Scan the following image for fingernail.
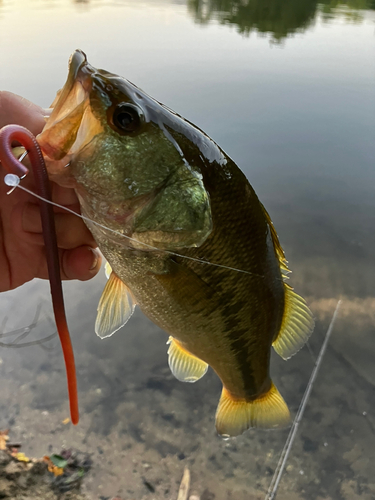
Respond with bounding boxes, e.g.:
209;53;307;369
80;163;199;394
43;107;53;117
89;247;101;270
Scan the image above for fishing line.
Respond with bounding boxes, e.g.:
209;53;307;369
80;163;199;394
4;172;275;280
265;300;342;500
305;341;316;363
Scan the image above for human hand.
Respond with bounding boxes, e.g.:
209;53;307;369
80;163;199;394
0;91;102;292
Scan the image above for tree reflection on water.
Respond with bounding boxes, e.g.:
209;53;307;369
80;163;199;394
188;0;375;41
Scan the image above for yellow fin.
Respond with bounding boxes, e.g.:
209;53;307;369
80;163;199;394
215;383;290;437
104;261;112;279
95;271;136;339
167;337;208;383
273;283;315;360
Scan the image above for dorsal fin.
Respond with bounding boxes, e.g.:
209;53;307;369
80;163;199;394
273;283;315;360
260;206;314;358
261;203;290;275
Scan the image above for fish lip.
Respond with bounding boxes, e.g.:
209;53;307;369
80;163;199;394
69;50;87;80
38;50;95;163
70;50;95;94
48;50;92;120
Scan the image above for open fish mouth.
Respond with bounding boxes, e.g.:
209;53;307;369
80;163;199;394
38;50;101;168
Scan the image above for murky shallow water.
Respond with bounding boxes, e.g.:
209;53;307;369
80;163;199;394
0;1;375;499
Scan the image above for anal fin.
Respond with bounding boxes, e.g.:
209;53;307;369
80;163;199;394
167;337;208;383
95;270;136;339
215;383;290;437
272;283;314;360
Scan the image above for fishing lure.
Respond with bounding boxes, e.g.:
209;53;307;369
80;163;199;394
0;124;79;425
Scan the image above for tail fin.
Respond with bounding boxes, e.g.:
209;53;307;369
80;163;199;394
215;383;290;437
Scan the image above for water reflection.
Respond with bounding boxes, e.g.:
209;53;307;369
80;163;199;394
188;0;375;40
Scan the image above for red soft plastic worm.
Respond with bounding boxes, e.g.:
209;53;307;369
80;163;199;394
0;124;79;425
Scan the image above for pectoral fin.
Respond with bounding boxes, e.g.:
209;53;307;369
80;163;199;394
167;337;208;383
104;261;112;279
272;283;314;360
215;383;290;437
95;271;136;339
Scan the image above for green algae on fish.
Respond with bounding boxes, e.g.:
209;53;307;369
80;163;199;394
38;50;314;437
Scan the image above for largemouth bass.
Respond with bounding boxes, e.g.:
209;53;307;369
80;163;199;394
38;50;314;437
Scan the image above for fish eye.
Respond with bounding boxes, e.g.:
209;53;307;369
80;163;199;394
111;103;144;134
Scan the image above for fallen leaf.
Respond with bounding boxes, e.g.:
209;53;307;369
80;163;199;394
0;430;9;451
50;454;68;469
50;465;64;476
44;456;65;476
177;468;190;500
14;452;30;462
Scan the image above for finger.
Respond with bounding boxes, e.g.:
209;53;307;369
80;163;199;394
62;246;102;281
51;182;81;208
36;246;102;281
55;212;96;248
0;92;46;135
21;202;96;249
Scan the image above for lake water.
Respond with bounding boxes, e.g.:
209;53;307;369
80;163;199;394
0;1;374;499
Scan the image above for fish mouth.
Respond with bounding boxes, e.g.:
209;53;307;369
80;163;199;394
38;50;102;172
